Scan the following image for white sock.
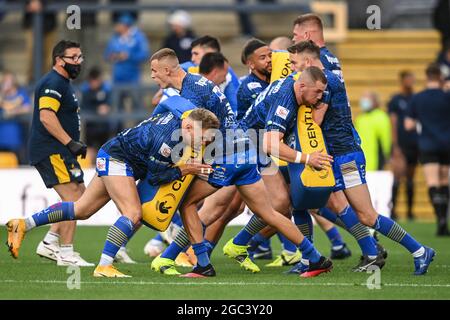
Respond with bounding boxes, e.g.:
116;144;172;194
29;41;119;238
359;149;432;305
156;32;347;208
60;244;74;257
282;249;297;256
99;254;114;266
43;231;60;245
24;217;36;231
332;245;344;251
412;246;425;258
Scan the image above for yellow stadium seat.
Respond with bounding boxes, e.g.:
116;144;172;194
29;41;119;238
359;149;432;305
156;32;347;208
0;152;19;168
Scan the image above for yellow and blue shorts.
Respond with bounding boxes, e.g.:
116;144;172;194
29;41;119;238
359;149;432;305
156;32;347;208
34;153;84;188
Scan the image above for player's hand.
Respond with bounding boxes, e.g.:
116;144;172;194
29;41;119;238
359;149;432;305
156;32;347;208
179;163;214;179
118;52;128;61
66;139;87;159
307;150;333;171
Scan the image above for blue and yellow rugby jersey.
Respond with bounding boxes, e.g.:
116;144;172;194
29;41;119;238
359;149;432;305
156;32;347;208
180;73;236;132
320;46;344;83
321;70;361;156
179;61;240;113
102;112;182;182
264;76;298;137
240;78;286;131
320;46;361;146
236;72;269;121
29;70;80;165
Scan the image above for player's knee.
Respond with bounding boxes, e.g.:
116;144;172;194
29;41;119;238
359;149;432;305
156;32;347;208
60;183;85;202
272;195;291;216
356;212;377;227
124;210;142;225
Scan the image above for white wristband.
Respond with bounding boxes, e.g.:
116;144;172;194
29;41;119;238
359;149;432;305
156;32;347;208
295;151;302;163
305;154;310;165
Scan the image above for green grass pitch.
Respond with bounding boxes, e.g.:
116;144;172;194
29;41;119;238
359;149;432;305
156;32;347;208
1;222;449;299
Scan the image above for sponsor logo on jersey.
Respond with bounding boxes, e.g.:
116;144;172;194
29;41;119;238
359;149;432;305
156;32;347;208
275;105;289;119
159;143;172;158
156;112;174;125
213;86;227;102
44;89;62;98
247;82;262;90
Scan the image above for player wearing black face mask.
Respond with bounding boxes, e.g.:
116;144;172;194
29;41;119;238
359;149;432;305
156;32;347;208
28;40;93;267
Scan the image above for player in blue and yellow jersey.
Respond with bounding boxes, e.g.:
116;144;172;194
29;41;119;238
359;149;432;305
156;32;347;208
155;35;241;113
236;38;271;120
27;40;93;267
6;108;219;277
284;39;435;275
149;49;333;278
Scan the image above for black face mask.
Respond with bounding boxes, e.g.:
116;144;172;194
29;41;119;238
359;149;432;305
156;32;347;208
63;62;81;79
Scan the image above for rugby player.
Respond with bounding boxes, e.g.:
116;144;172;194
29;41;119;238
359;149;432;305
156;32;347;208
153;35;240;113
272;41;435;275
6;108;219;277
149;48;333;278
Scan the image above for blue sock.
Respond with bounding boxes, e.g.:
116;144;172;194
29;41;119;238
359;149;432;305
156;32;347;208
153;233;164;243
172;212;183;227
253;233;268;244
298;238;321;263
161;228;190;260
101;216;134;264
337;206;378;257
233;215;266;246
319;207;337;223
250;233;271;251
277;233;297;253
293;209;313;242
326;227;344;248
203;239;216;256
192;242;210;267
28;202;75;228
373;215;422;254
260;238;271;250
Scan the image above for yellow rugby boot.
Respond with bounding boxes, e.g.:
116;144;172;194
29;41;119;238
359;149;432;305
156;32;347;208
266;249;302;267
223;238;260;273
151;254;181;275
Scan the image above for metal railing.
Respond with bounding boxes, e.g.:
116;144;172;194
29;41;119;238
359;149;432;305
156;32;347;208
1;1;312;83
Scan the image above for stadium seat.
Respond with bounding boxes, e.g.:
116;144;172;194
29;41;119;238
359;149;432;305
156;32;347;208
0;152;19;168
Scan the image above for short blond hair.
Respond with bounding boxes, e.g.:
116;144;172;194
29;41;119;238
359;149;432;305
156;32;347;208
293;13;323;30
188;108;220;130
150;48;179;63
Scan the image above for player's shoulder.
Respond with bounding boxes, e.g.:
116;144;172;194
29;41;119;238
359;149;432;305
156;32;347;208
241;73;265;92
324;70;343;89
320;47;341;67
181;61;197;73
277;76;295;94
36;71;68;99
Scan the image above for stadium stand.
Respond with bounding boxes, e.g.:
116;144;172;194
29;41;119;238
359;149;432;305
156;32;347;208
337;29;441;220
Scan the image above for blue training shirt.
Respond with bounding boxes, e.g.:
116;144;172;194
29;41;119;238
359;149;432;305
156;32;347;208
180;73;237;132
179;61;240;114
103;112;183;182
264;77;298;138
321;69;362;156
236;72;269;121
